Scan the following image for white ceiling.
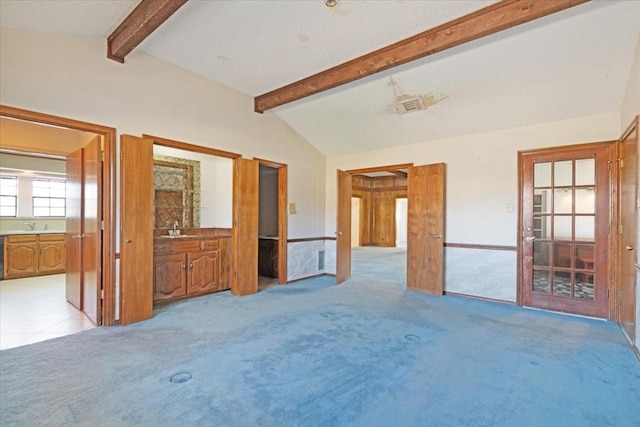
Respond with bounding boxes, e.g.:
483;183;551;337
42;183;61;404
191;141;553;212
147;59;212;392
1;0;639;156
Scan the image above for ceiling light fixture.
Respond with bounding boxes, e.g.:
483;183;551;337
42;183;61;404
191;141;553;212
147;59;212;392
325;0;338;8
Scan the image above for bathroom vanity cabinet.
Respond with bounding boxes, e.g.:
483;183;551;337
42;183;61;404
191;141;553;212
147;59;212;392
153;235;231;302
3;233;66;279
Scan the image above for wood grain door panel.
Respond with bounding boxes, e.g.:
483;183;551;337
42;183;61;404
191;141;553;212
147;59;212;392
407;163;445;294
120;135;154;325
336;170;352;284
65;147;83;310
232;158;259;296
619;118;638;341
82;135;102;325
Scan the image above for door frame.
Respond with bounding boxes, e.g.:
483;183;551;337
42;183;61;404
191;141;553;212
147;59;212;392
0;104;117;325
516;140;617;320
254;157;288;285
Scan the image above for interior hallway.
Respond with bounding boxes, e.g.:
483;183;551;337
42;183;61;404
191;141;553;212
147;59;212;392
0;274;95;350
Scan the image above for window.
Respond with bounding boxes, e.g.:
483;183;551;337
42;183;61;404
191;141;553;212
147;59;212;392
0;176;18;217
32;178;66;217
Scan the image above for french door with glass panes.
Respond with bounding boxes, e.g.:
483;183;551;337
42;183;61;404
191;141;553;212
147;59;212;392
520;143;612;318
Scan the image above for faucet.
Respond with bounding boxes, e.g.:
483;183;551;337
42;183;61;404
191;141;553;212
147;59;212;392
25;222;36;231
173;221;179;232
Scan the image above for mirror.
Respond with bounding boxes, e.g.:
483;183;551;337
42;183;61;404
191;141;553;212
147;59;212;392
152;145;233;230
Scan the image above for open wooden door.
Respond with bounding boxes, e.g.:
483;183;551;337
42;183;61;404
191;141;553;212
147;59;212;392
65;148;83;310
120;135;154;325
82;136;102;325
336;170;352;284
619;117;638;342
407;163;445;294
232;158;259;296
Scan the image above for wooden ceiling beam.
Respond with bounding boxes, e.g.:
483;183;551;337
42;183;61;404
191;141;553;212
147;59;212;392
107;0;188;63
254;0;590;113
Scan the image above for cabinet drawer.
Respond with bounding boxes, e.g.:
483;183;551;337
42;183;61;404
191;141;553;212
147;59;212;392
200;240;218;250
39;233;65;242
174;240;201;253
6;234;37;243
153;241;174;253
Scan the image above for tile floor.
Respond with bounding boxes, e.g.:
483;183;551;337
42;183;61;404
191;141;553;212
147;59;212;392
0;273;95;350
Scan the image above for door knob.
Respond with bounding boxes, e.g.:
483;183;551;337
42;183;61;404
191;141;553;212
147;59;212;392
525;236;535;242
125;239;132;243
432;234;442;239
626;245;634;251
336;231;343;236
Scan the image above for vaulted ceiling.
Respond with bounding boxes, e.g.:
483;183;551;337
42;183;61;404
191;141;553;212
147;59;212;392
1;0;639;156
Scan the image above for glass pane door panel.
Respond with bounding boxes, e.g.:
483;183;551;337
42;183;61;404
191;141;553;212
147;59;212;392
552;271;572;297
534;215;551;239
534;162;552;187
554;189;572;213
533;269;551;294
533;241;550;266
534;189;551;214
576;274;594;300
554;161;573;186
554;216;572;240
575;244;594;270
575;188;595;214
575;216;594;241
575;158;595;186
553;242;572;268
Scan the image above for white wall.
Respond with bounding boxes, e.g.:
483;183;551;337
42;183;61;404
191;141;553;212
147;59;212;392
0;29;325;239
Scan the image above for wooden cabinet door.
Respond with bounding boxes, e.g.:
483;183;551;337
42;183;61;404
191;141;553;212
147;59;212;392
153;254;186;301
187;251;218;295
232;158;259;296
38;241;65;273
120;135;154;325
407;163;445;294
5;241;38;278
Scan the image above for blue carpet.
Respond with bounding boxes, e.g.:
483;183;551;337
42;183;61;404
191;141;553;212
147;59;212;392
1;248;639;426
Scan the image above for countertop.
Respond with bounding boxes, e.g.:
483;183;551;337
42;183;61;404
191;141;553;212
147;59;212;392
1;230;66;236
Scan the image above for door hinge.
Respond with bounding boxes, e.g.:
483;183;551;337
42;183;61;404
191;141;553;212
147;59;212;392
101;290;104;299
101;220;105;230
619;158;624;168
100;151;105;162
234;271;238;278
120;222;124;231
607;160;612;171
234;220;238;227
619;225;623;234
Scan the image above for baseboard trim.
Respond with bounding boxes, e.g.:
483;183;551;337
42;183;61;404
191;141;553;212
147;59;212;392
444;291;515;305
287;273;334;284
444;243;517;251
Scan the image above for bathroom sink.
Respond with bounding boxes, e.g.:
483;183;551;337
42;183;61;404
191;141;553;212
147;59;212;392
157;234;191;239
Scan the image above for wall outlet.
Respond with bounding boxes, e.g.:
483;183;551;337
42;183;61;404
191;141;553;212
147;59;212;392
507;203;514;212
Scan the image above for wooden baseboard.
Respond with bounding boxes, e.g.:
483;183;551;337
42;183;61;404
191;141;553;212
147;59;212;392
286;273;334;284
443;291;515;305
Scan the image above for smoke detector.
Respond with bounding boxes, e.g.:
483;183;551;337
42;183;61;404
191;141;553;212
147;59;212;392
387;77;448;115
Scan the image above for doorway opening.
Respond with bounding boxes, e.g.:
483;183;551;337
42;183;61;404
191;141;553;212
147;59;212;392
336;163;445;295
0;109;114;347
256;158;288;291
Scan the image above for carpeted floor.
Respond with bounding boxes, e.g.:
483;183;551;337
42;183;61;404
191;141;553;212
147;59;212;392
1;247;638;426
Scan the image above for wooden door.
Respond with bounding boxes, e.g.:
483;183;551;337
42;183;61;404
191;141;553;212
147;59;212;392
232;158;259;296
120;135;154;325
520;144;611;318
336;170;352;284
407;163;445;294
65;147;83;310
82;136;102;325
619;118;638;341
